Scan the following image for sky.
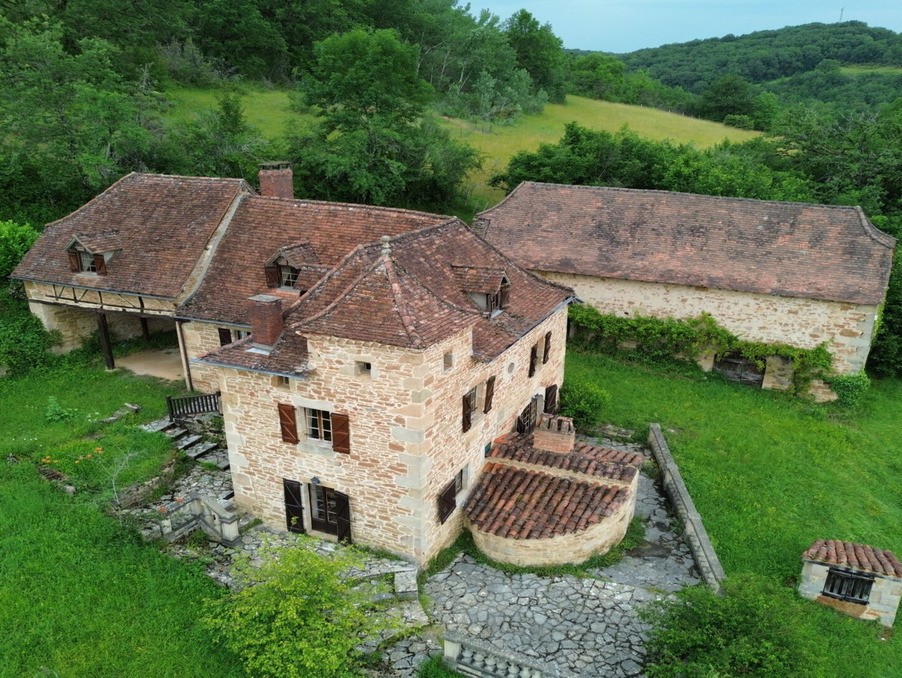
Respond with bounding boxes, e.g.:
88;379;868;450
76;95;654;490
463;1;902;53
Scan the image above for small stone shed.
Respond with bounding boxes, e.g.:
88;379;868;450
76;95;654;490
799;539;902;627
464;415;641;566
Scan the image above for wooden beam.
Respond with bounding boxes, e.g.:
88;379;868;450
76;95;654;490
96;312;115;370
140;317;151;341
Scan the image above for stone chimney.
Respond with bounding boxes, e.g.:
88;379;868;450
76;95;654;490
249;294;283;347
532;415;575;454
258;161;294;199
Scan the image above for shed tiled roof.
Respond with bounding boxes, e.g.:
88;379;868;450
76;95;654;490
465;463;629;539
178;196;451;324
803;539;902;578
489;435;639;484
477;182;896;306
199;220;573;373
12;173;251;299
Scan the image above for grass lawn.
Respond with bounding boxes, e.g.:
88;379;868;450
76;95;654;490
566;351;901;676
0;352;242;676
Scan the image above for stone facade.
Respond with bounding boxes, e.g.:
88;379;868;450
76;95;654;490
180;320;248;393
216;308;568;564
470;493;634;567
543;271;878;377
799;561;902;627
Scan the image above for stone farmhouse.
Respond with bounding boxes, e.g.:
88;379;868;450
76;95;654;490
14;167;598;564
476;182;896;391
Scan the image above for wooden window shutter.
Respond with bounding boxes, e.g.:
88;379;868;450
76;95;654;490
462;394;472;433
277;403;298;443
437;478;457;524
499;281;510;309
528;344;538;377
264;264;280;288
483;376;496;414
67;251;80;272
544;384;558;414
543;332;552;364
217;328;232;346
331;413;350;454
93;253;107;275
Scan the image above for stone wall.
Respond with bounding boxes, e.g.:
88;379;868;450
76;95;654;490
799;562;902;627
217;307;569;564
181;320;248;393
470;491;634;567
541;271;878;375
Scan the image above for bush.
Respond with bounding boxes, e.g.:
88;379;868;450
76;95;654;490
826;371;870;407
559;378;611;432
0;220;38;280
0;291;59;377
203;536;392;678
643;575;822;678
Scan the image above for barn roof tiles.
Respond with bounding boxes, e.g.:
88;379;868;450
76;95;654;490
803;539;902;578
476;182;896;306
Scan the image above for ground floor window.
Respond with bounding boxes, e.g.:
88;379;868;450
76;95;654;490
823;568;874;604
308;484;352;542
713;352;765;387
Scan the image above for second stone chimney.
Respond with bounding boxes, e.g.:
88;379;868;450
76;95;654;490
533;415;576;454
249;294;283;348
258;161;294;199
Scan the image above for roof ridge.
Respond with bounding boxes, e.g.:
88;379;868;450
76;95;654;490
381;253;425;348
853;205;896;249
248;193;453;221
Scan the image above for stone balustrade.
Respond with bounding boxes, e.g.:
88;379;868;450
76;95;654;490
443;631;566;677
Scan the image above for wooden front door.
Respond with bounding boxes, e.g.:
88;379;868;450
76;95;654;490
283;478;305;533
310;485;352;542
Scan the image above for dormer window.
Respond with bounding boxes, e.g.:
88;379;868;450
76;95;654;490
453;266;510;317
67;244;106;275
265;256;300;290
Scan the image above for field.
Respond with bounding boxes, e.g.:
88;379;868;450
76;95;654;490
840;65;902;76
0;351;241;677
567;351;901;677
164;88;758;208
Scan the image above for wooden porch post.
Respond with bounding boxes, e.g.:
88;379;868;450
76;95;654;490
140;317;151;341
96;312;115;370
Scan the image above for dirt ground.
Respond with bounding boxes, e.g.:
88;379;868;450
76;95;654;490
116;348;184;383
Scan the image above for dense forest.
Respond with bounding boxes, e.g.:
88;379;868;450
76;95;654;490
1;2;902;375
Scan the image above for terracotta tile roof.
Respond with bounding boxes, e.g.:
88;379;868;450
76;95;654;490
200;220;573;373
464;463;629;539
477;182;896;306
452;265;507;293
12;173;251;299
571;440;645;466
200;331;312;377
178;196;451;324
803;539;902;578
490;434;639;484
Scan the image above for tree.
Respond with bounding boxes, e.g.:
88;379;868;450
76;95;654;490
290;28;476;207
503;9;566;102
203;537;391;678
695;74;756;123
304;28;433;132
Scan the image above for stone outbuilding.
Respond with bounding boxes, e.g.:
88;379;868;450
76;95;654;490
799;539;902;627
465;415;642;566
476;182;896;392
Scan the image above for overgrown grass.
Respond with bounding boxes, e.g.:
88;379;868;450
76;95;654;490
0;461;241;677
418;655;464;677
567;350;901;676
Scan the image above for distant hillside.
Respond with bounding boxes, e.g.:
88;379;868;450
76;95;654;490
621;21;902;92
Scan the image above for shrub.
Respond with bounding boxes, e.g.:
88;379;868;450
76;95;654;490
643;575;822;678
0;220;38;279
559;378;611;432
826;371;871;407
0;291;59;377
204;536;392;678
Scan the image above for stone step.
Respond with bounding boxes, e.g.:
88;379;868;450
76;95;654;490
203;449;230;470
185;441;218;460
175;434;203;451
140;418;173;433
163;427;188;441
394;569;419;600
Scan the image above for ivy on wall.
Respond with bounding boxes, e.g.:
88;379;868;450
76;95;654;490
567;305;833;393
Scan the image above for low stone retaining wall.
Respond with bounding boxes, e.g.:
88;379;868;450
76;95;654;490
469;491;634;567
443;630;565;677
648;423;725;591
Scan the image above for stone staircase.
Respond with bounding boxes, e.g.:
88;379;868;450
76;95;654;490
141;417;230;471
